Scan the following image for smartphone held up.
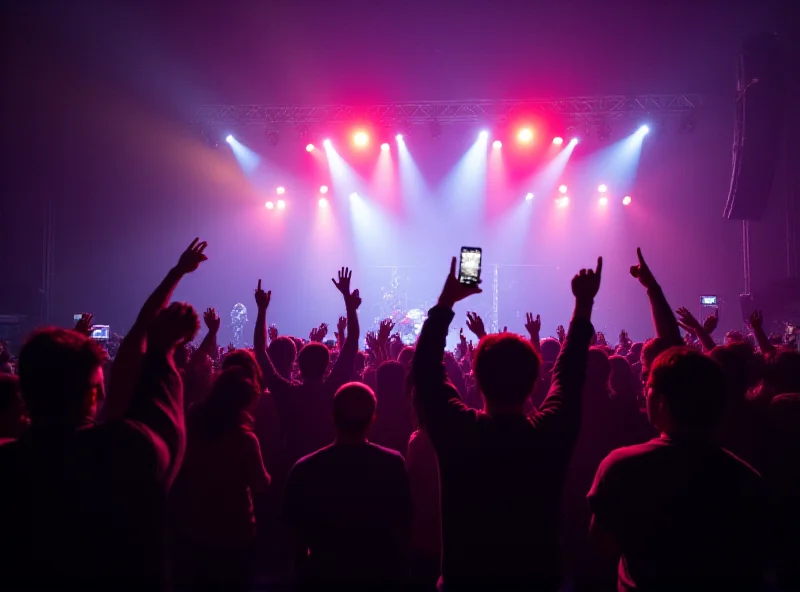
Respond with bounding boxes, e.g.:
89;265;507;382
459;247;482;285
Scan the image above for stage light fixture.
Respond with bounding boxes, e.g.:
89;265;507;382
569;138;579;145
265;201;274;210
318;198;328;208
381;142;390;152
478;130;489;141
276;200;286;210
622;195;632;205
323;138;332;148
395;134;404;141
306;143;315;152
552;136;564;145
225;134;234;143
320;185;329;194
353;131;370;147
525;193;534;201
517;128;534;143
349;192;359;199
558;184;568;194
492;140;502;149
557;196;570;208
599;196;609;206
598;184;608;193
276;186;285;195
638;125;650;135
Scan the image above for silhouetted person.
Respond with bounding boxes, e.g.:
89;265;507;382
283;382;412;591
413;256;602;591
169;367;270;592
371;360;414;455
588;347;769;592
0;374;27;442
0;303;199;591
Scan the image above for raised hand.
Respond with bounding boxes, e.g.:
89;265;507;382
438;256;482;309
556;325;566;344
619;329;631;346
337;315;347;335
254;279;272;311
332;267;353;297
596;331;608;346
268;324;279;341
629;248;657;289
571;257;603;301
203;308;221;333
345;288;362;311
748;309;763;330
675;307;702;333
74;313;94;336
466;311;487;339
148;302;200;353
378;319;395;344
176;238;208;275
702;310;719;335
525;313;541;337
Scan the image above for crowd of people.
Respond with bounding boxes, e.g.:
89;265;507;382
0;238;798;592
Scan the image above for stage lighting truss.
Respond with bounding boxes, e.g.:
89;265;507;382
192;94;703;129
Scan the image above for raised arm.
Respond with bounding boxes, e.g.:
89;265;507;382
124;302;200;487
630;248;682;346
326;267;362;391
413;257;482;438
105;239;208;421
525;312;542;355
190;308;220;364
748;310;777;355
252;280;292;393
534;258;602;433
675;307;716;352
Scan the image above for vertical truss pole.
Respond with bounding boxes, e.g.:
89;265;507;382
491;265;499;333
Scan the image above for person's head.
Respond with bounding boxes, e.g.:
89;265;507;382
0;374;27;438
609;355;637;399
268;337;297;378
763;349;800;396
195;367;261;437
646;347;727;437
397;346;415;370
297;342;329;381
474;333;540;412
627;341;644;366
540;338;561;364
725;330;746;345
333;382;376;439
708;346;748;404
586;347;612;393
640;337;673;384
18;328;108;427
222;349;262;388
376;360;406;400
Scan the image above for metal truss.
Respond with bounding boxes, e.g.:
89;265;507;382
192;94;703;128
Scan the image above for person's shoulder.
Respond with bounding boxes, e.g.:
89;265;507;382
597;438;665;473
719;447;764;482
293;443;335;468
367;442;406;464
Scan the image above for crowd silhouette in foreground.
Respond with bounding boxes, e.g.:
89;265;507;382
0;238;799;592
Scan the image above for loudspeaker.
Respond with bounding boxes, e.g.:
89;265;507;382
724;33;785;221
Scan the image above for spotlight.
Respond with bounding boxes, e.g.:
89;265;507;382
525;192;535;201
622;195;632;205
395;134;404;141
276;200;286;210
569;138;579;145
558;184;568;194
492;140;502;149
349;192;359;199
381;142;390;152
599;196;609;206
557;196;570;208
517;128;533;143
318;198;328;208
276;186;285;195
478;130;489;140
323;138;332;148
598;184;608;193
306;143;315;152
353;131;369;147
265;201;274;210
638;125;650;135
552;136;564;145
320;185;329;194
225;134;234;143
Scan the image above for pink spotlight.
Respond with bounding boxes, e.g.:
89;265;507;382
552;136;564;145
558;184;568;194
306;143;315;152
318;197;328;208
380;142;390;152
599;196;609;206
598;184;608;193
557;196;570;208
276;186;285;195
517;128;533;143
319;185;329;194
265;201;274;210
276;200;286;210
353;131;369;147
492;140;502;149
622;195;632;206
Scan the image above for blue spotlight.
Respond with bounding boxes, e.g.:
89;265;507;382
225;134;234;143
569;138;579;145
638;125;650;135
395;134;404;142
479;130;489;140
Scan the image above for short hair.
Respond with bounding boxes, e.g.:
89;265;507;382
222;349;262;386
18;328;107;423
540;338;561;364
333;382;376;435
298;342;330;380
268;337;297;372
376;360;406;397
649;347;727;432
397;346;415;368
474;333;541;405
587;347;612;386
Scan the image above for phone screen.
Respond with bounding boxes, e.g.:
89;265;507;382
459;247;482;285
700;295;717;306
